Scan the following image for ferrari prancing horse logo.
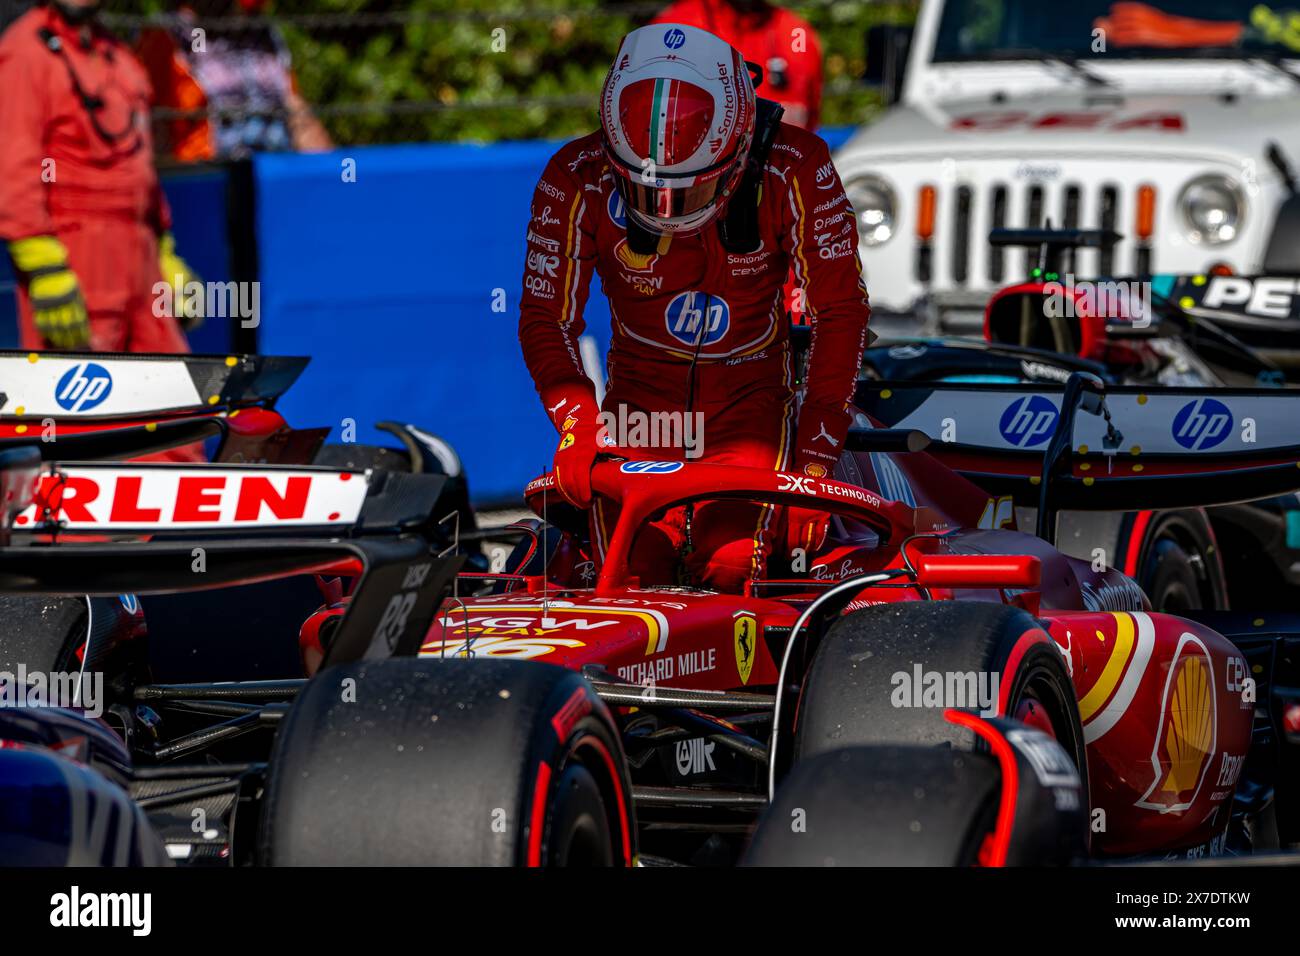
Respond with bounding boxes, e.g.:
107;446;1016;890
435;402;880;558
734;611;757;685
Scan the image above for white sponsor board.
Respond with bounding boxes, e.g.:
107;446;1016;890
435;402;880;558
15;466;368;530
0;356;205;418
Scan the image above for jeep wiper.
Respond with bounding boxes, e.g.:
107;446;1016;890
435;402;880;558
1039;53;1114;88
1171;44;1300;82
972;48;1115;88
1253;52;1300;85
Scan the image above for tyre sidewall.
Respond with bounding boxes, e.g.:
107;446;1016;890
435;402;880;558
792;603;1086;788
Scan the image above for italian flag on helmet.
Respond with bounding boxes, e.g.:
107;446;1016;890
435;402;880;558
600;24;756;235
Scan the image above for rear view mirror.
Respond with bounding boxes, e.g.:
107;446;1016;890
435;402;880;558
913;554;1042;590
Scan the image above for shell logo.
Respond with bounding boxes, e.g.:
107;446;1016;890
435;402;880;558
1136;635;1217;813
615;238;657;273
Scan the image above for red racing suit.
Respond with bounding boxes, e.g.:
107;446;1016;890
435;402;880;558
519;124;870;591
0;6;189;353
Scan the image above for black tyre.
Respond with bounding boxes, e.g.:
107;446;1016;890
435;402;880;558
0;596;88;674
0;595;148;688
746;746;1002;866
791;602;1087;790
259;658;634;866
749;721;1087;866
1134;510;1227;612
545;763;615;866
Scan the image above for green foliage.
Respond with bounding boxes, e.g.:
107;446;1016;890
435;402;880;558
282;0;633;143
106;1;919;144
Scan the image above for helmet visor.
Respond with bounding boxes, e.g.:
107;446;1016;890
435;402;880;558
619;176;726;223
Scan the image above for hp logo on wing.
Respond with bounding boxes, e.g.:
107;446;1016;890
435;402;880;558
1172;398;1232;450
999;395;1059;448
663;28;687;49
55;362;113;412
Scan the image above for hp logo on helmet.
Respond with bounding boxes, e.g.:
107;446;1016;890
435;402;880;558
663;28;687;49
1172;398;1232;450
620;461;684;474
665;292;730;347
999;395;1059;448
55;362;113;412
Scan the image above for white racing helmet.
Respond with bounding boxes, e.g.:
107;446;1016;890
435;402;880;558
600;24;757;235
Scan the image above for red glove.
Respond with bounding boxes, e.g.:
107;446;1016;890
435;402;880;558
542;381;606;509
792;402;850;480
784;402;850;560
785;507;830;558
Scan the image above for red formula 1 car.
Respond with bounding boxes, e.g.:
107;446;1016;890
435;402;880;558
3;354;1299;867
379;372;1299;866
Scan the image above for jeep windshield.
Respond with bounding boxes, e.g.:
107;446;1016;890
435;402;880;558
934;0;1300;61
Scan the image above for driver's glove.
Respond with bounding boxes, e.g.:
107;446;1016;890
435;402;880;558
784;402;850;564
793;402;849;479
785;507;830;566
542;381;608;509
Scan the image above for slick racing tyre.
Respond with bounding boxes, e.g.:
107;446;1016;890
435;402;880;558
1134;510;1227;613
745;745;1002;866
0;597;90;673
0;595;147;680
748;729;1087;866
259;658;635;866
791;602;1087;789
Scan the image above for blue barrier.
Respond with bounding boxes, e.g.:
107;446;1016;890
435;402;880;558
254;140;613;503
0;256;14;350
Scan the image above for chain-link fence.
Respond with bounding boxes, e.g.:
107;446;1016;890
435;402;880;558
82;0;917;155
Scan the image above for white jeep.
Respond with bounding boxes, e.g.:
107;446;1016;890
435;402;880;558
834;0;1300;333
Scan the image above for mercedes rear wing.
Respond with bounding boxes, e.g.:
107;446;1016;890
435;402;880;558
855;375;1300;536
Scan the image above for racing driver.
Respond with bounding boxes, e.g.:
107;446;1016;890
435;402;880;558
519;23;870;592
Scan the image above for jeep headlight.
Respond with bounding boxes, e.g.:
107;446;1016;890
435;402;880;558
1178;175;1244;245
845;174;896;247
